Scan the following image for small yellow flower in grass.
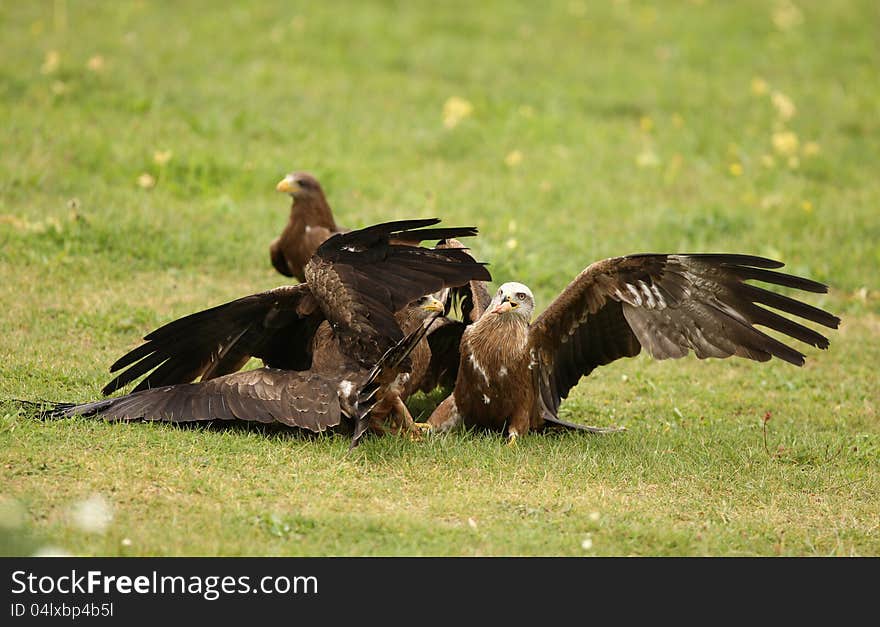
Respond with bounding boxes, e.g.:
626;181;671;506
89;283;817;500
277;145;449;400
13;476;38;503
801;200;813;213
771;91;796;120
639;116;653;132
137;173;156;189
787;156;800;169
772;0;804;32
589;511;601;522
751;77;769;96
41;50;60;74
153;149;173;165
504;149;523;167
636;148;659;168
772;130;799;156
802;141;820;157
760;154;776;168
442;96;473;129
729;163;743;177
86;54;105;72
505;238;518;250
121;538;133;547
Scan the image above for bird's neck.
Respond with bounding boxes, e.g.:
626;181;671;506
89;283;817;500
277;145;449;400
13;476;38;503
291;197;337;230
469;313;530;359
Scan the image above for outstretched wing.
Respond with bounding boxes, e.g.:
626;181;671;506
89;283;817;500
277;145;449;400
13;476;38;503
103;284;324;394
306;219;491;366
104;219;490;394
53;368;344;433
528;254;841;418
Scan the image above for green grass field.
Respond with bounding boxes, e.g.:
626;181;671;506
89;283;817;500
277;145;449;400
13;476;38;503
1;0;878;556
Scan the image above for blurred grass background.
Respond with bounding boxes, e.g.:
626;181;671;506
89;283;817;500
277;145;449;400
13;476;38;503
1;0;877;556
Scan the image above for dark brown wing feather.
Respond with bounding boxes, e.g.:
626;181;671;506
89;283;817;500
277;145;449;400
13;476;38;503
418;318;467;393
528;253;841;418
51;368;344;432
103;284;324;394
306;219;491;367
270;236;295;277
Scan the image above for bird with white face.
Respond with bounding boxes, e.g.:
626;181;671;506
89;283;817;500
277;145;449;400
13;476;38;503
487;282;535;318
421;253;840;445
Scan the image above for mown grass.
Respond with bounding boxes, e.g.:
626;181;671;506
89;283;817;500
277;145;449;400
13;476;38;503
1;0;878;556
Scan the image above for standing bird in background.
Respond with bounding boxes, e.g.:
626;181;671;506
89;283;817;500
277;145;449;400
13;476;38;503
423;253;840;444
41;220;491;447
272;172;347;281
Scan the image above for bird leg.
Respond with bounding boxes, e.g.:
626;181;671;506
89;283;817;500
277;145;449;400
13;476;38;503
392;396;417;432
506;411;530;447
416;394;462;434
366;395;394;435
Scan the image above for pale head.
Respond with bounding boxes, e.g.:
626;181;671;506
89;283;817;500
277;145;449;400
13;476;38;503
488;282;534;320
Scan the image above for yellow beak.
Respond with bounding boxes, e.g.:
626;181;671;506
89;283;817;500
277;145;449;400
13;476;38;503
276;175;300;194
421;296;445;313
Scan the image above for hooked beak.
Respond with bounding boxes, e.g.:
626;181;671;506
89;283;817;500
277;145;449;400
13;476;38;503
490;298;515;315
421;296;445;313
276;174;300;194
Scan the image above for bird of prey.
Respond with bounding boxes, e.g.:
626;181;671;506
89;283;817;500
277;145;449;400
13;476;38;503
43;219;491;447
422;253;841;443
271;172;346;281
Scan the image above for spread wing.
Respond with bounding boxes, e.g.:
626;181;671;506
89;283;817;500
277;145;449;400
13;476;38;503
103;284;324;394
104;219;491;394
528;254;841;418
305;219;491;366
52;368;345;433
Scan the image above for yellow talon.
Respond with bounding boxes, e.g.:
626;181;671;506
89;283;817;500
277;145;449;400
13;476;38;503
506;431;518;447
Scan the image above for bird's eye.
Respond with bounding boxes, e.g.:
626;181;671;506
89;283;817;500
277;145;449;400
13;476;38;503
516;292;527;300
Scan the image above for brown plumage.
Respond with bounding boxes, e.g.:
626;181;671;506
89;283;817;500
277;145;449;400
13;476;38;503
424;253;841;443
271;172;346;281
417;238;494;395
42;219;491;447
